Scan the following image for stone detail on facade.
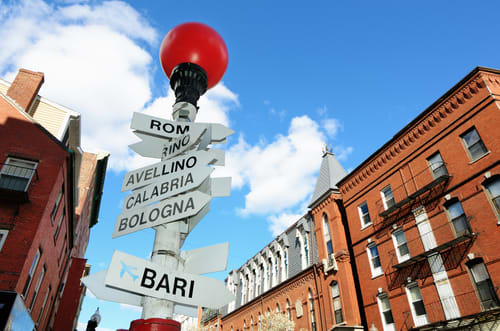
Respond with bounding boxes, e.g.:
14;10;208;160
341;71;489;194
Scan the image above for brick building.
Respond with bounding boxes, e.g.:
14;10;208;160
337;67;500;331
0;69;108;330
200;152;364;331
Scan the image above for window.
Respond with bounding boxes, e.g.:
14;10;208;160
286;299;291;320
331;281;343;323
0;157;38;191
283;249;288;280
377;294;395;331
29;265;46;311
427;152;448;179
54;210;65;241
322;214;333;255
392;229;410;263
22;248;41;298
367;243;383;277
50;186;64;224
445;200;470;237
308;290;316;331
461;128;488;161
484;177;500;216
0;229;8;252
358;201;372;227
469;261;499;310
381;185;396;210
36;285;51;327
406;285;428;326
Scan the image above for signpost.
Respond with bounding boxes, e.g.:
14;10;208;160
82;22;232;331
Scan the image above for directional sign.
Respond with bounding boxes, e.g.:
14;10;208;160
181;242;229;275
121;150;222;192
122;166;213;213
131;112;234;142
129;126;206;159
105;251;235;309
113;191;211;238
198;177;232;197
81;271;198;317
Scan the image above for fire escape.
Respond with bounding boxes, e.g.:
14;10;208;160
373;163;500;329
0;162;38;203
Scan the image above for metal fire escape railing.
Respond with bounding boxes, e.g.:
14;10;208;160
385;219;476;291
0;163;39;202
374;163;451;233
401;288;500;331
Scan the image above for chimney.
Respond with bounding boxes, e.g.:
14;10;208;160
7;69;44;112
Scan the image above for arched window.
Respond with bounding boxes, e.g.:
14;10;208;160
286;299;291;320
283;248;288;280
331;281;343;323
276;303;280;313
323;213;333;255
309;289;316;331
250;316;254;331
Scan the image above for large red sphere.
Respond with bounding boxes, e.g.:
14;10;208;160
160;22;228;89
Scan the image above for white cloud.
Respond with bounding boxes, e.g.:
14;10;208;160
322;118;343;138
268;212;304;236
0;0;239;172
217;115;324;216
120;303;142;313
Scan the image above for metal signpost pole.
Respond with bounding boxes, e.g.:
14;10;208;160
141;103;195;321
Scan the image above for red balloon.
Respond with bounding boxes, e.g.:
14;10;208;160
160;22;228;89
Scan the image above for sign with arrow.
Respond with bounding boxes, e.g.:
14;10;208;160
131;112;234;143
113;191;211;238
105;251;235;309
121;150;223;192
181;242;229;275
122;166;213;213
81;270;199;317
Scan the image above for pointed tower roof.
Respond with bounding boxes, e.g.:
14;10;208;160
308;150;347;208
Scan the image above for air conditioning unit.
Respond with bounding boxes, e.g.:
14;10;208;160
322;253;338;274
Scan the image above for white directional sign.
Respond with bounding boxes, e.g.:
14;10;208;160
181;242;229;275
105;251;235;309
122;166;213;213
131;112;234;142
81;270;199;317
129;127;206;159
198;177;232;197
113;191;211;238
121;150;223;192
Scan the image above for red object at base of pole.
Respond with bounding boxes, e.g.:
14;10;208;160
128;318;181;331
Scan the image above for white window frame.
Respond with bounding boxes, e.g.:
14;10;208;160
427;152;448;179
377;293;396;331
405;283;429;327
0;157;38;192
381;185;396;210
461;127;488;161
0;229;8;252
358;201;372;228
29;265;46;311
322;214;334;255
331;281;343;324
367;242;383;277
392;229;410;263
484;177;500;221
22;248;41;298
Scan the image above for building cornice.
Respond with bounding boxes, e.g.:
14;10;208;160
338;67;499;195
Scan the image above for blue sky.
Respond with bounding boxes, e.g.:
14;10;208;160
1;1;500;330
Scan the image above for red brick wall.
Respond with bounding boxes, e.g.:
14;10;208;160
338;68;500;330
0;94;72;330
